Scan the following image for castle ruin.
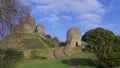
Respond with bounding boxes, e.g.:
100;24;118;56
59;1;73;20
66;27;81;49
10;16;45;37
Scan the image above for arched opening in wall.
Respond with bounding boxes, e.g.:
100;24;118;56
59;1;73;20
76;42;78;47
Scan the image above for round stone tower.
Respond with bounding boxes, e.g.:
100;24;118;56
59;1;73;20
16;16;36;33
35;24;45;37
66;27;81;49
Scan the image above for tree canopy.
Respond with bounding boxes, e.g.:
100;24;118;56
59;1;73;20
0;0;29;38
82;27;118;68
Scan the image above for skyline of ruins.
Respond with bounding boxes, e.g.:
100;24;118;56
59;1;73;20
20;0;120;41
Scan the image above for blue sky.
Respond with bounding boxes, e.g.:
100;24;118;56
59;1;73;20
20;0;120;41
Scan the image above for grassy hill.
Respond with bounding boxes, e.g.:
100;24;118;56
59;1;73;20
0;33;97;68
0;33;55;50
16;48;96;68
1;33;119;68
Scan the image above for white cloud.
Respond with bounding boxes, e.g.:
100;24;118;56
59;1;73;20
20;0;106;28
76;21;100;29
40;15;59;23
39;15;60;28
77;13;102;23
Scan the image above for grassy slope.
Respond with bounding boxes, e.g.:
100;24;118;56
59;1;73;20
0;33;52;49
17;48;96;68
20;48;57;59
0;33;96;68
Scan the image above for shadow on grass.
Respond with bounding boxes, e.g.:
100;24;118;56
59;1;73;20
61;58;96;67
31;56;46;60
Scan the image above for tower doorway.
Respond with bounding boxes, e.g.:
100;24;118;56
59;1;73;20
76;42;78;47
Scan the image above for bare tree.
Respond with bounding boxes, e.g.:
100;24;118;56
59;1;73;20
0;0;30;38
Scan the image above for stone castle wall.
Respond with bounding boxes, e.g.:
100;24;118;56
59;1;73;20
10;16;82;49
10;16;45;37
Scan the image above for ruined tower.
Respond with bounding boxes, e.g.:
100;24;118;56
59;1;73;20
66;27;81;49
35;24;45;37
10;16;36;33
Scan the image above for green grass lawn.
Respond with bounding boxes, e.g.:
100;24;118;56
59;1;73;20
71;53;96;68
16;48;96;68
17;58;69;68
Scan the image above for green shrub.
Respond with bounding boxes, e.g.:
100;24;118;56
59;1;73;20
42;39;55;47
0;48;23;68
45;34;52;39
112;45;120;52
96;52;120;68
109;52;120;66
